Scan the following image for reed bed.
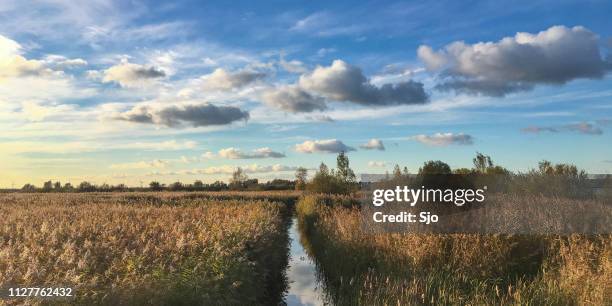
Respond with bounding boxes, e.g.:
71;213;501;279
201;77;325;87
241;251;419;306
296;194;611;305
0;192;291;305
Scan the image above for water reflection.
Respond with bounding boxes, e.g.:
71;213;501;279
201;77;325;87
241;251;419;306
284;217;328;306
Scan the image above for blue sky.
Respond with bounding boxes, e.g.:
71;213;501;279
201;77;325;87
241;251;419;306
0;0;611;187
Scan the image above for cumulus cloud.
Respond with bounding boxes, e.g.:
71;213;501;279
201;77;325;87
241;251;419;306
262;85;327;113
359;138;385;150
522;122;603;135
110;159;170;169
218;147;285;159
200;68;266;91
418;25;612;96
368;161;386;167
113;103;249;128
295;139;355;153
298;60;428;105
0;35;50;78
411;133;474;146
102;61;165;88
0;35;21;58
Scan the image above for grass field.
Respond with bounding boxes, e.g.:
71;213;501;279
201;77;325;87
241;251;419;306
296;194;611;305
0;192;296;305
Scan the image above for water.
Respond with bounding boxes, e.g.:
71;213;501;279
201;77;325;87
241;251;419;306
284;217;327;306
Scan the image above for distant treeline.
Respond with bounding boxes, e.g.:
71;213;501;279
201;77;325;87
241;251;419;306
6;152;612;197
11;178;297;193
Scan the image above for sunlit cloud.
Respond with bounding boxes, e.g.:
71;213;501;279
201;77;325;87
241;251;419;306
410;133;473;146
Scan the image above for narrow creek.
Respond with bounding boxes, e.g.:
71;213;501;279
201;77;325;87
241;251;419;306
283;217;329;306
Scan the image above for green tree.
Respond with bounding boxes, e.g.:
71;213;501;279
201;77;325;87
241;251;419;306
418;160;452;175
295;167;308;190
42;180;53;192
307;163;340;194
149;181;162;191
453;168;473;175
21;183;36;192
538;160;584;179
193;180;204;190
336;151;356;184
307;153;358;194
230;167;248;189
473;152;493;173
472;152;509;175
78;181;95;192
318;163;329;175
169;181;183;191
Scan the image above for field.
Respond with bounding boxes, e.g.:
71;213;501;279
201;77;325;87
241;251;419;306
1;191;610;305
296;194;611;305
0;192;297;305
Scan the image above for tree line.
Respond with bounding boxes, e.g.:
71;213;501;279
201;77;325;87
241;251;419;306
12;152;609;197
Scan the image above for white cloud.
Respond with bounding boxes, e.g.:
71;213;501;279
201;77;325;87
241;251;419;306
317;48;336;57
42;55;88;69
20;101;75;122
359;138;385;150
118;140;198;151
0;35;50;78
218;147;285;159
418;25;612;96
102;60;166;88
262;59;428;113
298;60;428;106
0;35;96;108
200;67;266;91
0;34;21;57
262;85;327;113
112;103;249;128
180;156;199;163
85;70;102;80
110;159;170;170
295;139;355;153
368;161;386;167
522;122;603;135
290;12;331;32
411;133;473;146
279;56;307;73
201;151;216;159
202;57;218;67
150;164;300;175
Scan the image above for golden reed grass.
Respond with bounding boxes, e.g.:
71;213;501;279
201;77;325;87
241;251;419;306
0;192;292;305
297;194;611;305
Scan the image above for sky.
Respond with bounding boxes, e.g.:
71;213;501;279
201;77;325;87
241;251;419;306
0;0;611;187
